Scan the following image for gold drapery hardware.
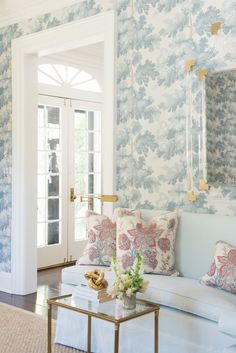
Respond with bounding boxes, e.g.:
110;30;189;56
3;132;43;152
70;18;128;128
185;59;196;72
199;179;209;191
198;69;208;81
211;22;221;35
187;190;197;202
70;188;77;202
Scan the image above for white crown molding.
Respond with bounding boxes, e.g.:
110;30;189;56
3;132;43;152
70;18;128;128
0;0;78;29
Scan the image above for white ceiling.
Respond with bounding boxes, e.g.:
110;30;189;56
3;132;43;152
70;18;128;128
62;42;104;61
43;42;104;70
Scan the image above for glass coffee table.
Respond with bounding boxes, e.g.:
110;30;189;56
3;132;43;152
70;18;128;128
47;294;159;353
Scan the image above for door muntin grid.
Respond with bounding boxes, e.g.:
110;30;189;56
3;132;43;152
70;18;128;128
37;104;62;247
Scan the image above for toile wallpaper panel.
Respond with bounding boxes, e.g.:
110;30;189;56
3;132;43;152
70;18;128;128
0;0;236;271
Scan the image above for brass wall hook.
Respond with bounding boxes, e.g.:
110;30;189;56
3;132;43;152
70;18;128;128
199;179;209;191
187;190;197;202
198;69;208;81
185;59;196;72
211;22;221;35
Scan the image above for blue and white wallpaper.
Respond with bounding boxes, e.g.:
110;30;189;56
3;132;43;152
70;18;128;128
0;0;236;272
206;70;236;186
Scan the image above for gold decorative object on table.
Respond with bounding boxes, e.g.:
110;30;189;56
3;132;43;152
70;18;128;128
211;22;221;35
85;269;108;290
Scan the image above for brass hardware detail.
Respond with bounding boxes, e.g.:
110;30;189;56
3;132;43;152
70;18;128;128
64;98;71;107
80;194;118;203
198;69;208;81
98;194;118;203
185;59;196;72
70;188;77;202
211;22;221;35
187;190;197;202
199;179;209;191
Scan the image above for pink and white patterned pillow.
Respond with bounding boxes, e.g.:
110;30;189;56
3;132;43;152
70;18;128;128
200;241;236;294
78;213;116;266
117;212;179;275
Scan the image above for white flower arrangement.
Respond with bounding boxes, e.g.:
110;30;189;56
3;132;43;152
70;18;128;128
110;253;149;299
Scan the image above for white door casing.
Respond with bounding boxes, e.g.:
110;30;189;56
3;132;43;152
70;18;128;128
11;11;115;295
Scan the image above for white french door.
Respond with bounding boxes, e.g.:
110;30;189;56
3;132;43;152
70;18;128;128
37;95;104;268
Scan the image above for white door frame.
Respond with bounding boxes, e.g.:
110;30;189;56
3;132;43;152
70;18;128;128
11;11;115;295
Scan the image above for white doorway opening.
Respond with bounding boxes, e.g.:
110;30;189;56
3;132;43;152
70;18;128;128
11;11;115;295
37;43;104;269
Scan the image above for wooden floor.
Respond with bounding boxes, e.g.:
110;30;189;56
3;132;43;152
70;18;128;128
0;266;66;319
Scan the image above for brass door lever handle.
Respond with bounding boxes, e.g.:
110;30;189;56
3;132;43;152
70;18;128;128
70;188;77;202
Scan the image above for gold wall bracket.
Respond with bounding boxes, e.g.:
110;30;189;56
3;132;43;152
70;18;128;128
199;179;209;191
185;59;196;72
187;190;197;202
198;69;208;81
211;22;221;35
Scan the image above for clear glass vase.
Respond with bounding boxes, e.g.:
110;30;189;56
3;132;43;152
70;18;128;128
123;293;136;310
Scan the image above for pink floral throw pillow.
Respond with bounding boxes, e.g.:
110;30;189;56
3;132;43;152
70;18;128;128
117;212;179;275
200;241;236;294
78;213;116;266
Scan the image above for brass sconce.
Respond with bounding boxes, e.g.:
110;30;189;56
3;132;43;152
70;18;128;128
198;69;208;81
185;59;196;72
80;194;118;213
211;22;221;35
80;195;118;203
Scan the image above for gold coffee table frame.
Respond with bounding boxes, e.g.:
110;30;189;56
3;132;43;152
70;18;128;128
47;294;159;353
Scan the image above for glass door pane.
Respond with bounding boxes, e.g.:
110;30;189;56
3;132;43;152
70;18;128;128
73;109;102;241
37;104;62;248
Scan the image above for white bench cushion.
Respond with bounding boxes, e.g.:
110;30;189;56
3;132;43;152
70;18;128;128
139;275;236;322
219;311;236;338
224;346;236;353
62;265;236;323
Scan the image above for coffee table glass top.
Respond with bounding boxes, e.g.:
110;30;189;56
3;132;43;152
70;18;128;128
53;295;158;323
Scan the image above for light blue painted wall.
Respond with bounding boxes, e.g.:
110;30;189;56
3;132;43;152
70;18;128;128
0;0;236;272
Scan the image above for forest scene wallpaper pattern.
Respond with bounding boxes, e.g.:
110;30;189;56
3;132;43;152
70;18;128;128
206;70;236;186
0;0;236;272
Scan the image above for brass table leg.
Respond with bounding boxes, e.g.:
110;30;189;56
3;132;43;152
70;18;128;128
48;303;52;353
87;315;91;353
154;310;159;353
114;323;120;353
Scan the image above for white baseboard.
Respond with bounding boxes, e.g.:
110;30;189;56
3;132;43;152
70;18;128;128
0;272;12;293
